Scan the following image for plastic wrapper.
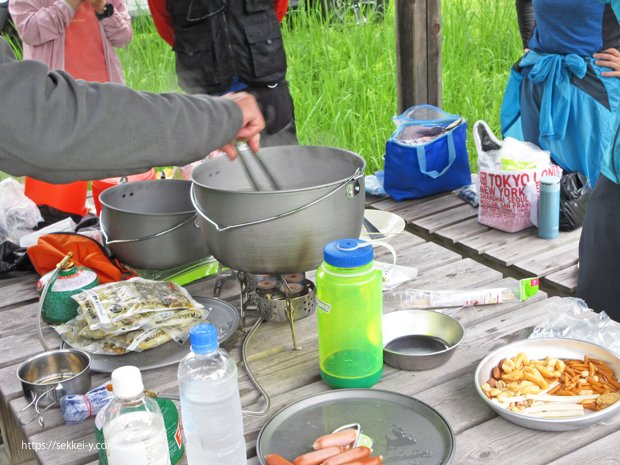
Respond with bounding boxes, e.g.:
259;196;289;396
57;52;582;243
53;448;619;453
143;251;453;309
72;278;204;330
60;383;113;424
375;261;418;291
453;184;479;207
559;172;592;232
55;314;208;355
529;298;620;357
55;278;209;355
364;174;388;197
0;178;43;243
391;278;539;309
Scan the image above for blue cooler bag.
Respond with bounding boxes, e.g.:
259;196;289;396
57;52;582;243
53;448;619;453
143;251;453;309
384;105;472;201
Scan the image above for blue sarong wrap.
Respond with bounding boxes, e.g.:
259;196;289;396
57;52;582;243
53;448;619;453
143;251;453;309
501;50;620;185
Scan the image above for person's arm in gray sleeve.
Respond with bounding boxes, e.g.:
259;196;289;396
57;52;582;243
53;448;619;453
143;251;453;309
0;38;256;183
515;0;535;50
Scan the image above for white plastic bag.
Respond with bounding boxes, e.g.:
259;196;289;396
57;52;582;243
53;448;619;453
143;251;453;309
0;178;43;243
474;121;562;232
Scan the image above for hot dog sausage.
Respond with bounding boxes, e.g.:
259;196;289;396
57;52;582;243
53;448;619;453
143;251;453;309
292;446;342;465
265;453;295;465
312;429;358;450
320;447;371;465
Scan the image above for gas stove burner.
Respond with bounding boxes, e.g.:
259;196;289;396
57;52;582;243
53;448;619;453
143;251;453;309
232;270;316;350
280;282;305;296
256;279;279;291
256;279;316;323
282;273;304;283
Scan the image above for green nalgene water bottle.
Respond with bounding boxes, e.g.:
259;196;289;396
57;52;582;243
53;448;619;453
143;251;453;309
316;238;383;388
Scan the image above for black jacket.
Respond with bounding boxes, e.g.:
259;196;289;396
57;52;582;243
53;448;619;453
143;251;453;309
168;0;288;94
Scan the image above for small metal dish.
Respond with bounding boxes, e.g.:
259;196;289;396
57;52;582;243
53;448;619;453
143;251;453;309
17;349;91;426
382;310;465;371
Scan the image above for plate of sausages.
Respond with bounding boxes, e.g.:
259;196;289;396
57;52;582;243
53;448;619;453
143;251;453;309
257;389;455;465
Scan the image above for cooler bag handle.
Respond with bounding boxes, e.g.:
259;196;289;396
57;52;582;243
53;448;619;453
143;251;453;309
416;131;457;179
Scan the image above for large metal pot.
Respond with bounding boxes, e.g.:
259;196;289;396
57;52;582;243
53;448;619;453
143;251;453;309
191;146;365;274
100;180;209;270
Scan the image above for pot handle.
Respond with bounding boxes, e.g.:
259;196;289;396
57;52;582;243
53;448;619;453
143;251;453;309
100;213;199;245
191;168;364;232
18;386;57;427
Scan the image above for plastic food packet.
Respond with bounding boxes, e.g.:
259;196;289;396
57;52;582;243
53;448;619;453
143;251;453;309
375;261;418;291
392;278;539;309
54;309;209;355
72;278;204;330
56;320;204;355
60;383;114;424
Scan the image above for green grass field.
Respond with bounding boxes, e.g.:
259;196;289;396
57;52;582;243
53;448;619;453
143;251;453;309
1;0;522;180
117;0;522;174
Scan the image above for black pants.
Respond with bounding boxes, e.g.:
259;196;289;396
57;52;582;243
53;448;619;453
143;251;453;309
577;175;620;321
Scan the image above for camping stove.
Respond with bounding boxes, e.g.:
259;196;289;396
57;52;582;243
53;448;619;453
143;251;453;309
214;269;316;350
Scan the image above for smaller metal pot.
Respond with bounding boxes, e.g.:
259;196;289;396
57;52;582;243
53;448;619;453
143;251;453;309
17;349;91;427
382;310;464;371
100;179;209;270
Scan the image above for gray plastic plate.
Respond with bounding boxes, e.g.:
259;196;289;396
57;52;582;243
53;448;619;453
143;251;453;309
256;388;454;465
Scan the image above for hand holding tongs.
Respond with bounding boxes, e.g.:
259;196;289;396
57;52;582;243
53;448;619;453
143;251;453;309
235;141;281;191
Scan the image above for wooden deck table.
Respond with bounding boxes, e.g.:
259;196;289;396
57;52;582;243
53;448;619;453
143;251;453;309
366;190;580;297
0;230;615;465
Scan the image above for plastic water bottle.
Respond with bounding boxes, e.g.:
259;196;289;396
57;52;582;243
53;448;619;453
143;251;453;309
178;323;246;465
316;238;383;388
538;175;560;239
101;366;170;465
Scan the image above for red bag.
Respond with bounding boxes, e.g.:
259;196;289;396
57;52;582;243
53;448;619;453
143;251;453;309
27;233;135;284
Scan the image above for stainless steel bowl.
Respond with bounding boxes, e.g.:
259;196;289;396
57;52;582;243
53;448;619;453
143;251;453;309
474;338;620;431
382;310;464;371
17;349;91;426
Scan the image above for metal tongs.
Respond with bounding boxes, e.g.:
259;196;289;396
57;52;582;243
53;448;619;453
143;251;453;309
235;141;281;191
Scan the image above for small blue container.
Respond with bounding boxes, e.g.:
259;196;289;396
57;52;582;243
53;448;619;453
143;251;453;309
538;176;561;240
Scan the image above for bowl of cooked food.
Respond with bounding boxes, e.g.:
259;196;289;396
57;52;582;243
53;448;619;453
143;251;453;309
474;338;620;431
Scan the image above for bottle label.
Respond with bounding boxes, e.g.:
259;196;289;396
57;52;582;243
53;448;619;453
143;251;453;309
316;297;331;313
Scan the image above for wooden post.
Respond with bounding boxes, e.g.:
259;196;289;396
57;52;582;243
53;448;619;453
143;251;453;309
395;0;442;113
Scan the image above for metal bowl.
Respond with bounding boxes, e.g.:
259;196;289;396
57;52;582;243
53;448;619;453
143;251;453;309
474;338;620;431
17;349;91;408
382;310;464;371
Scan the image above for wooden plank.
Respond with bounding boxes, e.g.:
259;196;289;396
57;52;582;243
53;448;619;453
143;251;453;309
0;276;38;311
513;241;579;278
482;228;581;267
453;416;620;465
434;217;490;244
376;241;461;272
543;264;579;296
546;429;620;464
398;196;465;223
411;203;478;234
459;227;535;255
369;196;428;215
0;399;34;464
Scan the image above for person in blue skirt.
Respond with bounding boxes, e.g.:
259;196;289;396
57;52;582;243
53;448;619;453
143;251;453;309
501;0;620;186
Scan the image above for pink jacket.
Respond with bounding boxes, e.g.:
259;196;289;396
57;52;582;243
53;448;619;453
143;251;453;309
9;0;132;83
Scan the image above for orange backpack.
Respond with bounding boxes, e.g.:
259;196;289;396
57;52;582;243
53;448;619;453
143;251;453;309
27;233;135;284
